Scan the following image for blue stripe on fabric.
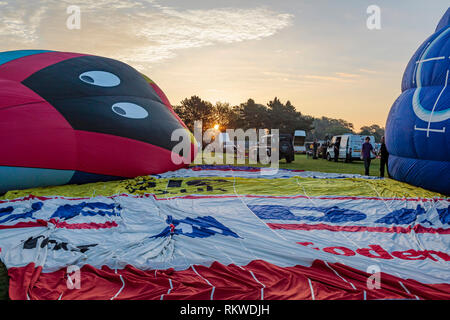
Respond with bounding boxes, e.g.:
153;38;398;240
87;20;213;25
50;202;120;220
248;205;367;223
0;50;52;66
0;202;43;224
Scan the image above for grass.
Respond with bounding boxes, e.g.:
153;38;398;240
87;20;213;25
279;154;381;175
0;153;382;300
197;153;382;176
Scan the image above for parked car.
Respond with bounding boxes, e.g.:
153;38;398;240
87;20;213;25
249;134;295;163
326;134;376;162
279;134;295;163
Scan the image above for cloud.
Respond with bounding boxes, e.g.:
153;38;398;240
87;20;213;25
0;1;49;43
260;70;361;87
0;0;293;68
335;72;359;78
358;68;379;74
304;74;356;83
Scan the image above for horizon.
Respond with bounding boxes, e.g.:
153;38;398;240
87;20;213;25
1;0;449;130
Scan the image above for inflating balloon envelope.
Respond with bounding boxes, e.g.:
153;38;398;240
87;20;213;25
386;8;450;195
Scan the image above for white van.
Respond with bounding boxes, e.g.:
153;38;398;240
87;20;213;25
326;134;375;162
293;130;306;153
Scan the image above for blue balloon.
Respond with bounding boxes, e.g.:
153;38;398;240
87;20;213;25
386;8;450;195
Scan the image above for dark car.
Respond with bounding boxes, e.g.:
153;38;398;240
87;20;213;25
251;134;294;163
279;134;295;163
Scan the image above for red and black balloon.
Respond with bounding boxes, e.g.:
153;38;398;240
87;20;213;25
0;50;197;193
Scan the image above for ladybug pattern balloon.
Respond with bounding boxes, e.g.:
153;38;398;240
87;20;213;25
385;9;450;195
0;50;197;193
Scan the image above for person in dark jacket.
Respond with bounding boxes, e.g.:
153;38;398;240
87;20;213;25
361;136;376;176
379;136;390;178
333;140;339;162
321;141;328;159
312;139;319;159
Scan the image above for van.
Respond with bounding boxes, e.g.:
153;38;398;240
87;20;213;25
326;134;375;162
293;130;306;153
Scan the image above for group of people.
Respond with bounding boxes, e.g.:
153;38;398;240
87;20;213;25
361;136;389;178
309;136;390;178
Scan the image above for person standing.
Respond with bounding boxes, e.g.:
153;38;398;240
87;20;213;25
333;140;340;162
361;136;376;176
313;139;319;159
322;140;328;159
379;136;389;178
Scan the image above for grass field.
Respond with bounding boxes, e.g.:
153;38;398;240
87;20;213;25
198;153;382;176
281;154;381;175
0;154;382;300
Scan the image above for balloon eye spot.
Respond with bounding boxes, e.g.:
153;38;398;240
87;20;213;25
112;106;126;115
79;71;121;87
80;75;94;83
111;102;148;119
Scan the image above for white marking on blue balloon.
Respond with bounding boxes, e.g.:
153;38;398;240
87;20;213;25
111;102;148;119
412;26;450;126
412;42;430;85
79;71;120;87
415;56;445;64
414;69;448;137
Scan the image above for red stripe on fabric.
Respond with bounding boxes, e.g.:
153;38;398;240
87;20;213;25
1;192;447;204
8;263;43;300
0;220;117;230
267;223;450;234
190;167;262;172
7;259;450;300
190;167;305;173
0;51;86;82
48;219;118;230
0;220;48;230
153;194;447;202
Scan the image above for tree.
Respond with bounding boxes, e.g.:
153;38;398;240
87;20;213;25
266;97;314;134
233;99;270;130
213;102;238;131
359;124;385;142
307;117;355;140
173;96;215;133
173;96;385;144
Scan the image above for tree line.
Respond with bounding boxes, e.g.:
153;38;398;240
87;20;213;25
173;96;385;142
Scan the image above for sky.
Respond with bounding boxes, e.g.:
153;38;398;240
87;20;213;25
1;0;449;130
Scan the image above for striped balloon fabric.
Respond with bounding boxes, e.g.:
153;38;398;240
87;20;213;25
0;165;449;300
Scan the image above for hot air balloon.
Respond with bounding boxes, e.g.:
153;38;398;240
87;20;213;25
385;9;450;195
0;50;197;193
